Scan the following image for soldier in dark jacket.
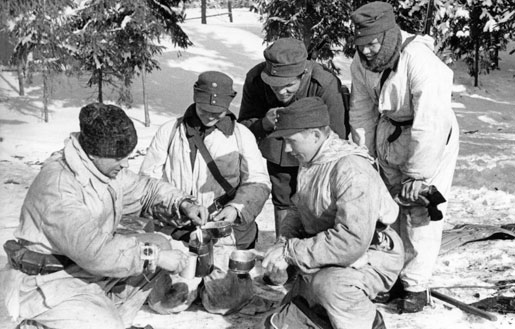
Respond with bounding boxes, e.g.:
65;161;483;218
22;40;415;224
238;38;348;239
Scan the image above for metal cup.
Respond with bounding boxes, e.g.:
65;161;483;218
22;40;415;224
179;252;198;279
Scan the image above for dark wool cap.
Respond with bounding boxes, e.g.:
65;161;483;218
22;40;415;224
194;71;237;113
351;1;397;46
78;103;137;158
261;38;308;87
268;97;329;138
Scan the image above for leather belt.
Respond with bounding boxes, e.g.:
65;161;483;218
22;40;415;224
386;118;413;143
3;239;74;275
385;118;453;145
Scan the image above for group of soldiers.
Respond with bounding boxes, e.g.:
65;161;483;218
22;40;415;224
1;2;459;329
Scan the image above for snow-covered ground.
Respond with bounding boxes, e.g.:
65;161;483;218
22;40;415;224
1;8;514;329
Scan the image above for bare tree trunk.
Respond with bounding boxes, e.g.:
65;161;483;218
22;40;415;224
43;70;49;122
17;61;25;96
493;47;499;69
471;5;481;87
228;1;233;23
141;68;150;127
474;38;479;87
201;0;207;24
98;68;103;103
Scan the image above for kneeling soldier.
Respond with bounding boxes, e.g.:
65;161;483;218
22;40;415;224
259;97;404;329
1;103;208;329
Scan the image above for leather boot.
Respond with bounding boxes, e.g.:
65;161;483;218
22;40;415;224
397;290;428;313
373;279;405;304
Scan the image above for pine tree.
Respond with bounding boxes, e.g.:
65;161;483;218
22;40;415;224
261;0;356;72
397;0;515;86
0;0;76;121
69;0;192;124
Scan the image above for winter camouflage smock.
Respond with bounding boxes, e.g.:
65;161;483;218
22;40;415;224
350;31;458;181
1;133;193;323
139;115;271;248
281;132;403;293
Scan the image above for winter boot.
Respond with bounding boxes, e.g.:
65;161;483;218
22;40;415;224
397;290;428;313
373;279;404;304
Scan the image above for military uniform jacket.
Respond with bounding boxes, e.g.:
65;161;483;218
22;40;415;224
1;134;193;321
12;134;191;277
139;113;271;248
350;31;458;181
238;61;347;167
280;133;403;293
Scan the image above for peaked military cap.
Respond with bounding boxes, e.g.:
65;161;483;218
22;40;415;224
261;38;308;87
194;71;237;113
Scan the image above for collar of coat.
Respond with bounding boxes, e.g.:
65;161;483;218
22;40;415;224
294;61;314;101
63;133;113;187
305;131;374;167
183;103;236;138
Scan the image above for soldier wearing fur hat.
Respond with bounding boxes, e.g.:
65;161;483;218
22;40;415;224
0;103;208;328
257;97;403;329
349;1;460;313
238;38;348;242
140;71;271;251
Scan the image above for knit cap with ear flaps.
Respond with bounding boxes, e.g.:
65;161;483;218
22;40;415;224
78;103;138;158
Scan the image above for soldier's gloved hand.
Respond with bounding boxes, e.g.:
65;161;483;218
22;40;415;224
157;249;188;273
401;179;424;202
212;205;238;223
180;200;208;226
262;107;281;132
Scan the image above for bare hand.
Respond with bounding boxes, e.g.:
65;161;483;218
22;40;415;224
262;243;288;275
262;108;281;132
212;205;238;223
401;179;424;202
180;200;208;226
157;249;188;273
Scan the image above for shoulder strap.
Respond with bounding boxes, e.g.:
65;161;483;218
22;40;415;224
162;117;183;179
188;129;234;194
166;117;183;153
379;35;418;91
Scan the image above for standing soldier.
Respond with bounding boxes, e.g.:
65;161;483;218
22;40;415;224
349;1;460;313
238;38;348;240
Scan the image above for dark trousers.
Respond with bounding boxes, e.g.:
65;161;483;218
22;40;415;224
267;161;298;210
